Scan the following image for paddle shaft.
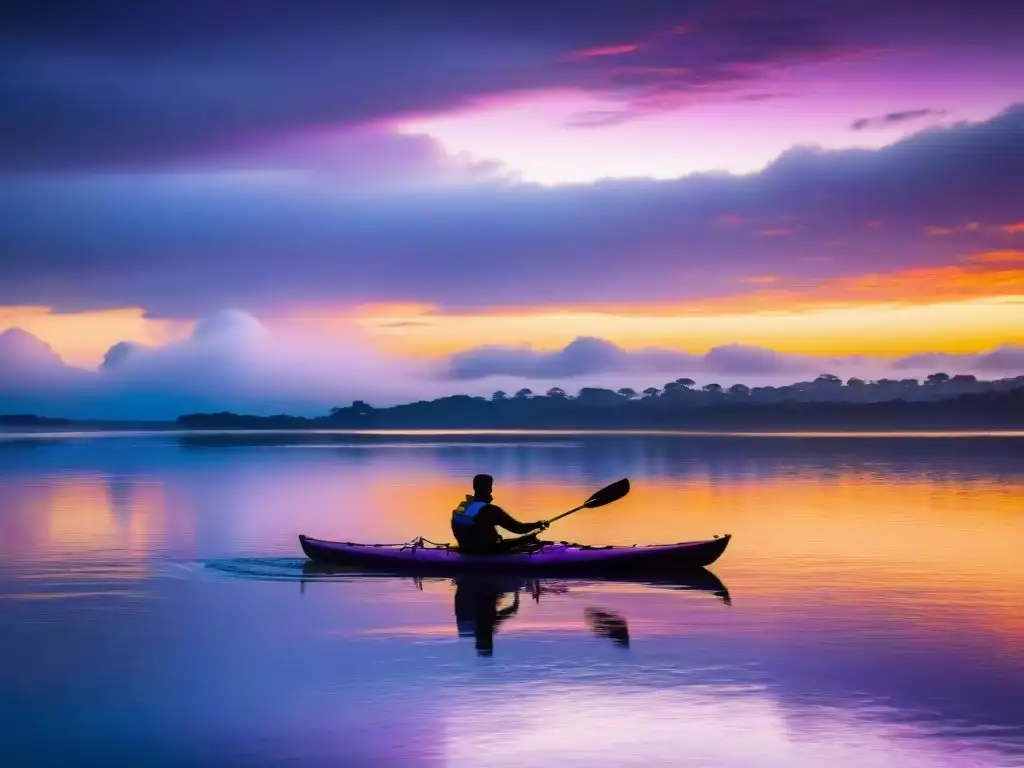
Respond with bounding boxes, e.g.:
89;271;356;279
544;505;586;526
533;477;630;532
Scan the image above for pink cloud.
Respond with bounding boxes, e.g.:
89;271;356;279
564;43;641;62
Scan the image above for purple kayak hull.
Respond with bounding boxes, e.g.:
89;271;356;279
298;533;731;576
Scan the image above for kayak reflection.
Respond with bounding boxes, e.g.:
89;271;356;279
452;576;633;656
300;562;730;655
584;608;630;648
299;561;731;606
453;576;525;657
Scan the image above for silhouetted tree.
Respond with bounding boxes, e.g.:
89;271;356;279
662;381;686;397
728;384;751;396
514;388;533;399
815;373;842;385
546;387;567;399
702;383;723;393
642;387;660;399
577;387;622;404
491;391;508;401
617;387;638;399
335;400;373;417
950;374;977;385
675;378;696;389
927;372;951;385
846;377;866;388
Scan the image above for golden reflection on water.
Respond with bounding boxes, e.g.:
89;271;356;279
2;438;1021;647
357;467;1024;650
1;434;1022;766
44;476;192;563
0;474;195;598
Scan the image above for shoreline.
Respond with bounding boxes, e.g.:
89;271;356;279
5;385;1024;435
3;426;1024;439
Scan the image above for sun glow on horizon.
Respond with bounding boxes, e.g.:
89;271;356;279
355;295;1024;360
0;306;190;369
4;292;1023;371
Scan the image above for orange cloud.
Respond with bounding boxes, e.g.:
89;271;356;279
671;250;1024;314
758;228;793;237
715;213;744;225
650;249;1024;313
1004;221;1024;234
968;249;1024;263
348;262;1023;360
351;250;1024;324
925;225;955;236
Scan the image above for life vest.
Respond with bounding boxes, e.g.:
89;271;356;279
452;496;487;529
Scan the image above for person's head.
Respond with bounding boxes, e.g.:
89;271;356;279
472;473;494;502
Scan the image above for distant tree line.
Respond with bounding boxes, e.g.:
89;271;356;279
0;414;73;426
176;372;1024;431
473;371;1010;406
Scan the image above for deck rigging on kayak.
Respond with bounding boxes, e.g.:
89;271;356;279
299;476;731;576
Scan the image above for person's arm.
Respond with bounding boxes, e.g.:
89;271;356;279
488;505;547;535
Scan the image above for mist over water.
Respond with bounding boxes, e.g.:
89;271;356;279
1;430;1022;766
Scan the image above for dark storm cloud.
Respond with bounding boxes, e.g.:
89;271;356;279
851;108;949;131
2;0;1023;170
0;104;1022;315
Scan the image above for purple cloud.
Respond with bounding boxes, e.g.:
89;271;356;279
894;344;1024;373
446;337;855;380
0;327;65;373
703;344;809;376
976;344;1024;371
447;337;700;379
851;108;949;131
0;104;1022;316
2;1;1023;170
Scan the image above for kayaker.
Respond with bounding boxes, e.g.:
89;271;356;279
451;474;549;554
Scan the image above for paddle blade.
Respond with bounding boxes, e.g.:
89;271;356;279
583;478;630;509
585;607;630;648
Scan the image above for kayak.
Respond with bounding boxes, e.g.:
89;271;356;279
298;533;731;576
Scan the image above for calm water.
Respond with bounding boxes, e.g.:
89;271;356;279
1;431;1022;767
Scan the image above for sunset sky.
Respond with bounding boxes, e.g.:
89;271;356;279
1;0;1023;416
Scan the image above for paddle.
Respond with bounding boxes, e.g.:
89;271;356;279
538;477;630;530
584;607;630;648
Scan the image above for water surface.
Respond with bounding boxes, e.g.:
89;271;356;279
1;431;1022;766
